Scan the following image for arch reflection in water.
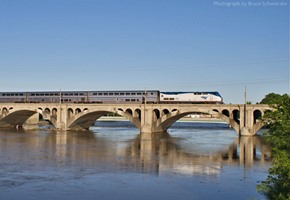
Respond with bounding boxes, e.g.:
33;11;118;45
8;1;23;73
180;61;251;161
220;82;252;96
125;132;271;176
222;135;271;167
0;129;271;177
0;128;272;200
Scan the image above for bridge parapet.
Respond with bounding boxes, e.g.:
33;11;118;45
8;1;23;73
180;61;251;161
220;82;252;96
0;103;271;136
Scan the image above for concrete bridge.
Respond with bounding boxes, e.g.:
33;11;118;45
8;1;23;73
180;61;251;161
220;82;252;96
0;103;271;136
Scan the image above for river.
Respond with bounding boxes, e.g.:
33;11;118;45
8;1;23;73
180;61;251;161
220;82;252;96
0;120;271;200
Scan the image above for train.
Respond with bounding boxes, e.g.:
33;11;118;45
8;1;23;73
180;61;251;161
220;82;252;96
0;90;223;104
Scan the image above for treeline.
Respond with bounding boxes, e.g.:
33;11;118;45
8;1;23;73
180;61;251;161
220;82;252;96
257;93;290;199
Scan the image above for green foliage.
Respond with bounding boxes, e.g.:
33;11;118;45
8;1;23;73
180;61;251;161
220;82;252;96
106;112;121;117
260;93;284;105
257;93;290;199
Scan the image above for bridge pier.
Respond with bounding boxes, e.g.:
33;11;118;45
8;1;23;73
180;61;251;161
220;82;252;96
140;105;165;133
56;104;69;130
240;127;253;136
140;107;152;133
239;105;260;136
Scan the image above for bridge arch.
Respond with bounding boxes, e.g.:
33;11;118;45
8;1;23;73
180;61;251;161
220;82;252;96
52;108;57;116
67;108;74;119
153;107;243;135
222;109;230;117
162;109;169;115
2;107;8;116
134;109;141;120
75;108;81;114
42;108;51;120
0;110;37;128
68;110;110;130
44;108;51;114
156;111;199;132
253;110;262;124
67;107;141;130
153;109;160;120
232;109;240;123
213;109;219;113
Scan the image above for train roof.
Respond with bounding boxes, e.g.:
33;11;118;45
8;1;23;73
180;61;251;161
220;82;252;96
161;91;222;97
0;90;159;93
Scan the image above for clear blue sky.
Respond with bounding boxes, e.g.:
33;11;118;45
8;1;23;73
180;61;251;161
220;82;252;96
0;0;289;103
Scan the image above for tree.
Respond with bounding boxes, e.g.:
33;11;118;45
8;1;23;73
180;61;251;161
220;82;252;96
257;93;290;199
260;93;283;104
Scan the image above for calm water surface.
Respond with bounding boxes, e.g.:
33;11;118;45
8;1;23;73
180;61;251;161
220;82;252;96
0;121;271;200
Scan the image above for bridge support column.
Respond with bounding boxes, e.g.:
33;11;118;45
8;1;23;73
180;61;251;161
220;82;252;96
140;106;164;133
239;105;255;136
140;106;153;133
56;105;68;130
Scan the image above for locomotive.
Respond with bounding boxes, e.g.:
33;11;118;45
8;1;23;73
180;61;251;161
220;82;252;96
0;90;223;104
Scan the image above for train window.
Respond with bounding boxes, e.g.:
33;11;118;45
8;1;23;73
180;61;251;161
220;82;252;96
151;93;153;95
74;93;79;96
109;93;113;95
114;93;119;95
20;94;23;96
164;98;168;100
131;99;136;101
120;93;124;95
80;93;84;95
131;93;136;95
64;93;68;96
104;93;108;95
137;93;141;95
69;93;73;95
98;93;103;95
125;99;130;101
36;94;40;96
55;93;59;96
31;94;35;96
45;93;49;96
126;93;130;95
2;94;5;96
93;93;97;95
7;94;10;96
15;94;19;96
